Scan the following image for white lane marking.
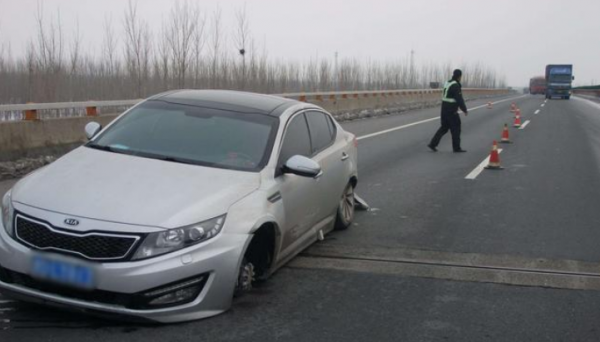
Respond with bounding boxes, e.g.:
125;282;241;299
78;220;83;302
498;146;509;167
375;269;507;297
0;308;14;312
465;149;503;180
357;118;437;140
519;120;531;130
357;95;527;141
0;301;14;304
544;99;548;103
534;109;540;115
541;104;545;107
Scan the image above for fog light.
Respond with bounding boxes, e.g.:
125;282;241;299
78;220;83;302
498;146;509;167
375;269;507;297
148;287;200;306
139;276;206;308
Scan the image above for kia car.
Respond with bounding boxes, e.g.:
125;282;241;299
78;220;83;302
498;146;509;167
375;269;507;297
0;90;358;323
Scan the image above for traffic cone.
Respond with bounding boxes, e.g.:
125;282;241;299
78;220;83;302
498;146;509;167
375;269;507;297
510;103;516;113
487;102;493;109
500;124;511;143
485;141;503;170
513;112;522;128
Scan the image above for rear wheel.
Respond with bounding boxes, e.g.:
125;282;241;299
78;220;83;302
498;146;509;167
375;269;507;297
334;182;355;230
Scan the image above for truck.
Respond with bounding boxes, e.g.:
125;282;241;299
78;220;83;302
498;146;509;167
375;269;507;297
529;76;546;95
545;64;574;100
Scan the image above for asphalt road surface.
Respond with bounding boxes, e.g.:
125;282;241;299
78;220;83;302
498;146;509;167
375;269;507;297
2;94;600;341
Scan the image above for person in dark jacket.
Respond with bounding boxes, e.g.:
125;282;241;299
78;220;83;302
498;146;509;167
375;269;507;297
428;69;468;152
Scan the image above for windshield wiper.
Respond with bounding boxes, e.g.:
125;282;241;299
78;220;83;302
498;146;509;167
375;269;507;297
87;144;209;167
152;155;204;166
86;143;132;155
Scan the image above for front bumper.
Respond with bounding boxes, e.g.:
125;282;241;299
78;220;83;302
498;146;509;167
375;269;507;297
0;210;251;323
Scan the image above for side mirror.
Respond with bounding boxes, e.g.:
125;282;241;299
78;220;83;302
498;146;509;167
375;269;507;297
84;121;102;140
283;155;322;178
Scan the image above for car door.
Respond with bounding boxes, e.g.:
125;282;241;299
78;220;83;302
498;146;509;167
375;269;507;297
275;113;321;255
304;111;349;221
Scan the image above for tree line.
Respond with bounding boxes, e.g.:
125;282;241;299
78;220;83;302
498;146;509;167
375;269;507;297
0;1;507;105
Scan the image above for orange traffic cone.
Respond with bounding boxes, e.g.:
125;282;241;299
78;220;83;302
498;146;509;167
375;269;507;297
513;112;522;128
510;103;516;113
485;141;503;170
487;102;493;109
500;124;511;143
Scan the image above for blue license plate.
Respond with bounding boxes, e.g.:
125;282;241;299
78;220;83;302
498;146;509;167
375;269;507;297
31;255;94;289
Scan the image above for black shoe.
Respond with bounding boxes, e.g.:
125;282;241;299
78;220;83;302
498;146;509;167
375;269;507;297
453;149;467;153
427;144;438;152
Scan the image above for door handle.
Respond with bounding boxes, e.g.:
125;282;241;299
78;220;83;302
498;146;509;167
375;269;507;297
341;152;349;161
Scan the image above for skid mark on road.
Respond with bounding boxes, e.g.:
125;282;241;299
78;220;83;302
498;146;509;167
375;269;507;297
292;244;600;291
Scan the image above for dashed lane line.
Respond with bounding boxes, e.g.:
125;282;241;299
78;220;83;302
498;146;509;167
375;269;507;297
519;120;531;130
357;95;527;141
465;149;503;180
534;109;540;115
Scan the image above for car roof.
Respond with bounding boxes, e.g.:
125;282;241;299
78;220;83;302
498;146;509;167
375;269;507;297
147;89;299;117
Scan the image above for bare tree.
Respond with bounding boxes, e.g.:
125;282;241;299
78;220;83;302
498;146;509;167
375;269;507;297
165;0;199;88
209;6;223;88
34;2;64;101
234;5;250;90
191;12;207;88
123;0;152;98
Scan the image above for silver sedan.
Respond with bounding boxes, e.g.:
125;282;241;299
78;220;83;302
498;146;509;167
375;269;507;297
0;90;358;323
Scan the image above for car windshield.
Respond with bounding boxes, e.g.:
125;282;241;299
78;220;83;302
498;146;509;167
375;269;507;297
88;101;278;172
549;75;572;82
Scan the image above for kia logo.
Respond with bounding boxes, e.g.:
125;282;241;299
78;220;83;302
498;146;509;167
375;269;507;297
64;218;80;226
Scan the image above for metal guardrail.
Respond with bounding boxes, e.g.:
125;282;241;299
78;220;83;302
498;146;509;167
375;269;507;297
0;88;505;122
573;89;600;98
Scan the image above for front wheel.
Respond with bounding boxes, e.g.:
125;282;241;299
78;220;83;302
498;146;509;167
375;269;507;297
334;183;355;230
234;257;255;297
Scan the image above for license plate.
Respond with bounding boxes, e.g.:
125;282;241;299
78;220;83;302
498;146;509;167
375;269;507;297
31;255;94;289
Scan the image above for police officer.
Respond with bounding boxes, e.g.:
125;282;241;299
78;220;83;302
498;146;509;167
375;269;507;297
428;69;468;152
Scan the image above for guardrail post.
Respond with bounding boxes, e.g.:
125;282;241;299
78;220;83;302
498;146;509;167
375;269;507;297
86;106;98;116
24;109;38;121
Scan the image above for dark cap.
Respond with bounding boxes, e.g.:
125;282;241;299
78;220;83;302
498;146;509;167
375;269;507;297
452;69;463;79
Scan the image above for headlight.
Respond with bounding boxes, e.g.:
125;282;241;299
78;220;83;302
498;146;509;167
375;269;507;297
1;190;14;237
132;215;226;260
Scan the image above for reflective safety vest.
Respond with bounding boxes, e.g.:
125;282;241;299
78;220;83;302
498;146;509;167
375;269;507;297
442;80;458;103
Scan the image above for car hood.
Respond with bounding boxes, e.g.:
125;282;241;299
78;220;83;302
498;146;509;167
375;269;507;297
12;147;260;228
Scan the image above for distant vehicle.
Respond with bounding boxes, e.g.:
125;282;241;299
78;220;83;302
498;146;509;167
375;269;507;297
0;90;359;323
545;64;574;100
529;76;546;95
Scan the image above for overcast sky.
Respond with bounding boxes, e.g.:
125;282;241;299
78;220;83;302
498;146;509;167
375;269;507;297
1;0;599;87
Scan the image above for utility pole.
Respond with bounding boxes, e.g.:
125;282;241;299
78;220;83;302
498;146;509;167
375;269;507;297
334;51;339;91
409;49;415;88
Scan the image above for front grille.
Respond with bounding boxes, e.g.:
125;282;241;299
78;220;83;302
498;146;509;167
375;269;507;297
15;214;140;261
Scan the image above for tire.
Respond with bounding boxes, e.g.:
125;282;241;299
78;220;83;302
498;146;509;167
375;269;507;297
334;182;355;230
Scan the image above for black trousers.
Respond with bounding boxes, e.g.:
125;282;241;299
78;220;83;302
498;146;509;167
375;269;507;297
429;111;461;151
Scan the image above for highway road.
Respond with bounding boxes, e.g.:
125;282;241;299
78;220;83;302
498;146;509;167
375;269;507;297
2;95;600;341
